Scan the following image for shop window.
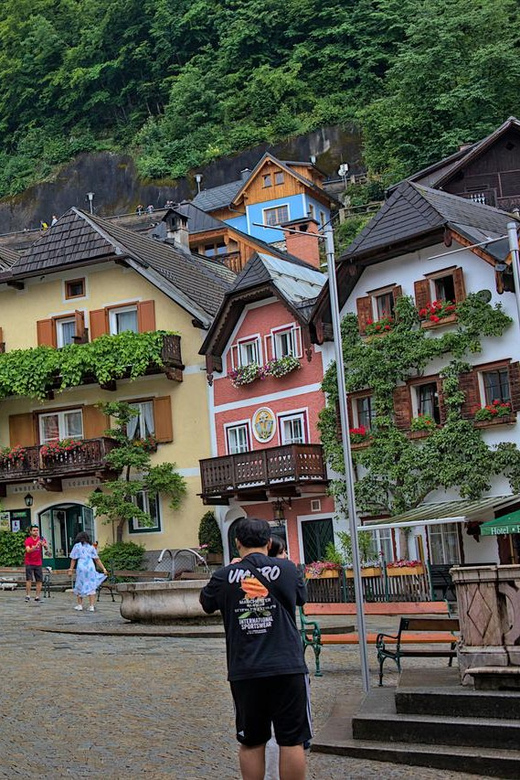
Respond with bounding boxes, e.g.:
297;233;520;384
130;491;161;533
226;424;250;455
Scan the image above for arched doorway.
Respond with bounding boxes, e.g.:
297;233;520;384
227;517;245;561
38;503;95;570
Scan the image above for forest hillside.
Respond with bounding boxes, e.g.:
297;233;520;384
0;0;518;198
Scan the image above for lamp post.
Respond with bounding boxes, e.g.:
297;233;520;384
507;222;520;326
86;192;95;214
324;222;371;692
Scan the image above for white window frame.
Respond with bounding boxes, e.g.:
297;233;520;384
278;410;308;445
372;289;395;320
308;203;315;220
263;204;290;227
109;305;138;335
427;523;461;565
367;527;393;564
410;380;440;422
233;335;262;368
225;421;251;455
127;400;155;440
39;409;84;443
129;490;161;533
426;270;457;303
56;316;77;348
353;394;376;430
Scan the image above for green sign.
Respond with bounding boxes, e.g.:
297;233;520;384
480;509;520;537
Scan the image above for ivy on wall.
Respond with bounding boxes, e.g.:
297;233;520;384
0;331;176;401
319;294;520;516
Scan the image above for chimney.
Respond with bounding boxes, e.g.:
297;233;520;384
164;207;189;250
283;218;321;268
240;168;251;181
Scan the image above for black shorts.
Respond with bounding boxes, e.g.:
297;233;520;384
230;673;312;747
25;565;43;583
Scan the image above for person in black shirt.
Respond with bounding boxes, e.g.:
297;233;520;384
200;517;311;780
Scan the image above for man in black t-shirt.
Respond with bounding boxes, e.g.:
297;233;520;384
200;517;311;780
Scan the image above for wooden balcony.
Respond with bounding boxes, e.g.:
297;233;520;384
199;444;328;505
0;437;119;494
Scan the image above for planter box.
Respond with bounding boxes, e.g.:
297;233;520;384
345;567;382;578
305;570;340;580
207;552;223;565
387;565;424;576
420;313;457;329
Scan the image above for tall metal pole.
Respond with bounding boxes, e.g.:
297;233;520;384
507;222;520;326
324;222;371;692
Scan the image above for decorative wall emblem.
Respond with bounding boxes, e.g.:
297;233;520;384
252;407;276;443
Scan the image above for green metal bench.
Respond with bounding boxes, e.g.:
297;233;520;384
299;606;324;677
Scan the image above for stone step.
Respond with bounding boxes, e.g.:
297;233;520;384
353;688;520;750
312;693;520;779
396;668;520;719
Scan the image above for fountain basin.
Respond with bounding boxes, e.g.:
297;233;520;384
117;579;215;623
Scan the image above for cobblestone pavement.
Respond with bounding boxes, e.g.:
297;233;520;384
0;591;491;780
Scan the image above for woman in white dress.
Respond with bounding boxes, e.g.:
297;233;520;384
67;532;108;612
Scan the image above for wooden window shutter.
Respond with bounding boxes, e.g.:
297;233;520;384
153;396;173;443
356;296;373;335
137;300;156;333
453;267;466;303
393;386;412;430
392;285;403;304
293;325;303;358
414;279;430;311
9;413;37;446
459;370;480;419
89;308;109;340
509;362;520;412
83;405;110;439
37;318;56;347
74;310;86;342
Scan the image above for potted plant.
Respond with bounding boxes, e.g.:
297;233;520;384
474;400;513;422
0;444;28;469
386;558;424;576
227;363;263;388
418;299;457;324
349;425;370;444
304;560;342;579
263;355;301;379
410;413;437;432
40;438;84;460
365;315;394;336
198;510;223;564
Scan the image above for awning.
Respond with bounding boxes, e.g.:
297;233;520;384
480;509;520;536
358;495;520;532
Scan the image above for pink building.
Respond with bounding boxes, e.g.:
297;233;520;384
200;252;335;563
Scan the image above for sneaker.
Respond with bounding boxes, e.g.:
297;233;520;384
88;606;95;612
25;596;30;602
34;598;40;602
74;605;83;611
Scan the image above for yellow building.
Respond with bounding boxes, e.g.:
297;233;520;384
0;207;233;567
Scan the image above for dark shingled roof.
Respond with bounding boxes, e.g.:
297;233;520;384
8;208;233;319
343;182;517;261
0;244;20;270
173;202;226;234
191;179;244;212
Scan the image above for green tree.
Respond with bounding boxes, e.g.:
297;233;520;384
88;402;187;543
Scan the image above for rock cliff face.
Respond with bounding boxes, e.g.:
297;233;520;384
0;125;361;234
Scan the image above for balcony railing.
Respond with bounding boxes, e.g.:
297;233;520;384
199;444;328;503
0;437;118;484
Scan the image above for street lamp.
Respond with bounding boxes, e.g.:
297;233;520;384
24;493;34;508
86;192;95;214
195;174;203;194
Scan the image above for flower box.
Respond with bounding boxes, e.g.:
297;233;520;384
345;566;382;578
305;569;340;580
387;565;424;576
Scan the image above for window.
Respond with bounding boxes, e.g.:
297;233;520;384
264;205;289;226
40;409;83;443
227;424;250;454
428;523;461;564
204;242;227;257
130;491;161;533
433;274;456;302
367;527;393;564
308;204;315;220
274;328;295;358
127;401;155;440
239;338;260;366
416;382;441;423
262;174;272;188
482;368;511;404
374;291;395;319
319;211;326;228
274;172;284;185
280;413;306;445
109;305;138;335
356;395;376;430
56;317;77;348
65;278;85;299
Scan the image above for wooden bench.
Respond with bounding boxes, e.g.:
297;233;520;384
376;616;459;686
299;606;355;677
97;568;171;602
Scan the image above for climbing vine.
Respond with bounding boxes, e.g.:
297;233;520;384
318;294;520;516
0;330;177;401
